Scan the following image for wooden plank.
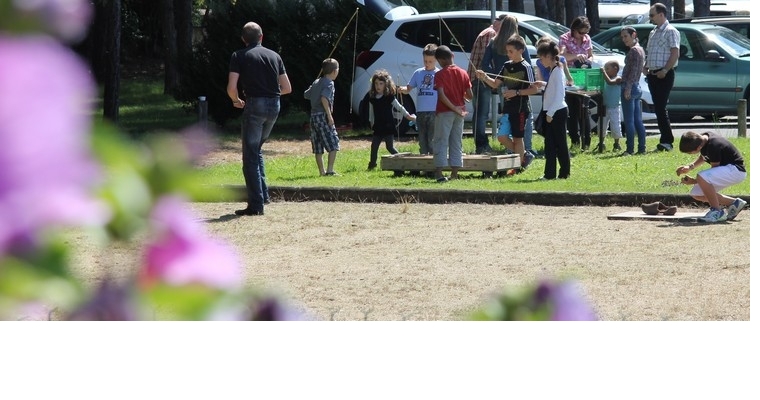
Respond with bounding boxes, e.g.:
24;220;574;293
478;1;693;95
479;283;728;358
607;210;707;222
380;153;521;172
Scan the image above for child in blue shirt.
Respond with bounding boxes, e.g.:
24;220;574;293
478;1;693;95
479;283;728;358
400;43;438;155
600;60;623;153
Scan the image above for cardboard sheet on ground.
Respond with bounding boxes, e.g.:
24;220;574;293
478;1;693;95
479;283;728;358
607;210;706;222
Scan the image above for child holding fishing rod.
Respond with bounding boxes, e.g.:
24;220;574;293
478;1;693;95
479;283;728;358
475;35;538;170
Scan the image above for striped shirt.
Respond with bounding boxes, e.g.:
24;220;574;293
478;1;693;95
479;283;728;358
467;25;496;81
646;21;680;70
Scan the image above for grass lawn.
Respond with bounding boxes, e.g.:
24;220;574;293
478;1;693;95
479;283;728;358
199;134;750;196
106;76;750;196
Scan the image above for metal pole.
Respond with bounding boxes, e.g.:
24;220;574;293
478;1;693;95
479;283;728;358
198;96;208;130
490;0;498;139
737;99;747;138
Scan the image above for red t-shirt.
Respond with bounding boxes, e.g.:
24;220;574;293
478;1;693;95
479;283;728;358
434;65;471;113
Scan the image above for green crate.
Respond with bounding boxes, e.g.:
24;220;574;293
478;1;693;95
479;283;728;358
569;68;603;91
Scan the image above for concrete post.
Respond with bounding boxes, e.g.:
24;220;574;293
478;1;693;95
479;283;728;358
198;96;208;130
737;99;747;138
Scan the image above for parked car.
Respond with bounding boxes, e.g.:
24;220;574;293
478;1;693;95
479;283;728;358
593;23;750;121
599;0;694;30
670;15;749;39
351;2;652;133
619;2;750;36
354;0;417;20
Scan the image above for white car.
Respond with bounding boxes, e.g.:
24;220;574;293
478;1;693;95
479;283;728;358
352;2;654;134
599;0;694;29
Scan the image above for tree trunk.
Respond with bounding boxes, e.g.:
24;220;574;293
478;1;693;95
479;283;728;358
673;0;686;19
586;0;599;36
507;0;524;13
470;0;488;9
174;0;193;86
693;0;711;17
534;0;550;20
162;0;179;95
551;0;565;26
565;0;584;27
103;0;121;122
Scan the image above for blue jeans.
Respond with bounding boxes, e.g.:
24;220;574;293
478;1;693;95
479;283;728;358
242;97;279;211
524;109;534;153
472;80;492;152
621;83;647;154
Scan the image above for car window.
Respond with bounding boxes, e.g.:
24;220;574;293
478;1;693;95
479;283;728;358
707;28;750;56
724;23;750;39
394;18;489;53
679;30;700;60
523;19;568;39
518;26;543;48
602;30;629;53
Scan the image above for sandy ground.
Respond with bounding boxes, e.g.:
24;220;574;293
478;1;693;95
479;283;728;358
66;138;750;321
177;201;749;321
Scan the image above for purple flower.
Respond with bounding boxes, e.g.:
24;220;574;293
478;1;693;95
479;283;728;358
67;279;137;321
535;279;598;321
248;297;309;321
0;36;109;256
141;196;241;290
11;0;93;42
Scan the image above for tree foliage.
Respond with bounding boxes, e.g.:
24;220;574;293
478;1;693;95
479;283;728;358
84;0;659;128
174;0;388;126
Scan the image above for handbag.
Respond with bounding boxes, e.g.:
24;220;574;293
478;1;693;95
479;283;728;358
535;110;546;136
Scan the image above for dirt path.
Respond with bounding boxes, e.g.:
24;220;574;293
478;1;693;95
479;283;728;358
172;201;748;321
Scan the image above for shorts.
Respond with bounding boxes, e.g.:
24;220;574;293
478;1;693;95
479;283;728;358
503;111;527;138
309;113;340;154
690;164;746;197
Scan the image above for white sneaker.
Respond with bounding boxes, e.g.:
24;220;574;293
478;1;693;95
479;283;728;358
699;208;727;223
725;198;747;221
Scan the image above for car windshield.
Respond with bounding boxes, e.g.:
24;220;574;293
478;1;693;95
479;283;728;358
523;18;617;54
706;27;750;56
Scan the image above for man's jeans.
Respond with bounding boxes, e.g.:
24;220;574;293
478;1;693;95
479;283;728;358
242;97;279;211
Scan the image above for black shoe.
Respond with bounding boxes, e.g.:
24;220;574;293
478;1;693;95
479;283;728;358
367;163;377;171
656;143;673;151
235;207;263;216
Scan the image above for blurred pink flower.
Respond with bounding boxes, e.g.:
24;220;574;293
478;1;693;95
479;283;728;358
535;279;598;321
142;196;241;289
0;36;108;255
67;280;138;321
12;0;93;42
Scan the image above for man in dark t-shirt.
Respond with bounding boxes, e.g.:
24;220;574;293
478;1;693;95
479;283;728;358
227;22;291;216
